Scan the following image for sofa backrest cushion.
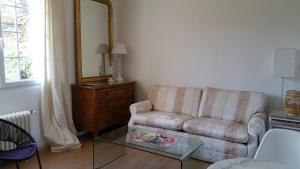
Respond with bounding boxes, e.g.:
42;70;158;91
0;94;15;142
198;87;267;124
148;85;202;117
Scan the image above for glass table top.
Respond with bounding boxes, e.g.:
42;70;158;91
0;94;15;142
94;126;203;161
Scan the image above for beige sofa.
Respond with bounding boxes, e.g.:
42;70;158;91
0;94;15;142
129;85;267;162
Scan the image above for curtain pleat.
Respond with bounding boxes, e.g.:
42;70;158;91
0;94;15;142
41;0;81;152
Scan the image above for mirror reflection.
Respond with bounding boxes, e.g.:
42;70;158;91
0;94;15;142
80;0;109;78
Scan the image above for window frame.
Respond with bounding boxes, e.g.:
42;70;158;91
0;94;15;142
0;1;41;88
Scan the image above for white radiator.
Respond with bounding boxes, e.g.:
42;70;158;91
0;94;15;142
0;110;35;151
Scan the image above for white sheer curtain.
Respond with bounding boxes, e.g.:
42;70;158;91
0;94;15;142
41;0;81;152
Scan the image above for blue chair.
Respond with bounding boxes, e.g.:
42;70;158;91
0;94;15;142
0;119;42;169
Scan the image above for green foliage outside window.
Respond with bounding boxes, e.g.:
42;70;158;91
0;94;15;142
0;0;32;82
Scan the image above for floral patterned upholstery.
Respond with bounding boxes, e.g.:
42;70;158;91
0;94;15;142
129;100;152;115
248;112;266;142
130;111;193;130
183;117;248;143
198;87;266;124
149;85;202;117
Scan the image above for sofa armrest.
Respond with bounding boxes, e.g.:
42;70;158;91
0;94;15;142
129;100;152;115
248;112;266;142
247;112;266;158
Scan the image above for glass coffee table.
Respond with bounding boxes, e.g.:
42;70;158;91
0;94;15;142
93;126;203;169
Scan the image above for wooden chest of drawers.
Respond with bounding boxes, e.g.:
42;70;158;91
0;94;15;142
72;81;135;135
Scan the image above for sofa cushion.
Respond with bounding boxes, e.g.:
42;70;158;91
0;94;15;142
183;117;248;143
198;87;266;124
148;85;202;117
131;111;193;130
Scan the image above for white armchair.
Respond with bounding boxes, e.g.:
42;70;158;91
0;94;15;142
254;129;300;169
208;129;297;169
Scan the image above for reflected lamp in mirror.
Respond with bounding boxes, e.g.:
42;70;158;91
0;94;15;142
112;43;127;82
96;43;108;76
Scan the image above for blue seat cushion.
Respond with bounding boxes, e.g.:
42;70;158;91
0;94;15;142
0;143;37;161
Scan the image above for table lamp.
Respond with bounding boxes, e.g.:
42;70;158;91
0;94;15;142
112;43;127;82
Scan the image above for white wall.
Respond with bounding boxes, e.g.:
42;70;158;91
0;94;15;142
0;85;44;146
118;0;300;111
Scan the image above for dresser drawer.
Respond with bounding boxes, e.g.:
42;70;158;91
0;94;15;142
102;86;134;101
107;89;126;101
72;82;135;136
101;99;128;113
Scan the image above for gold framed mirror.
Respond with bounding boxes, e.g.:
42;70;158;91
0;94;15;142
75;0;113;83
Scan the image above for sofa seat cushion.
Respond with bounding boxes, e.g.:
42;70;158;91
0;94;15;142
183;117;248;143
131;111;193;130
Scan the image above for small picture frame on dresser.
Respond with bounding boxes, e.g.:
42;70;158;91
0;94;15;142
269;110;300;131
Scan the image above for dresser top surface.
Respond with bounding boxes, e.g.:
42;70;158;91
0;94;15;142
74;81;135;89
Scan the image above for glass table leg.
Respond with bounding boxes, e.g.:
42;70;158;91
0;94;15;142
93;141;126;169
182;158;208;169
181;158;193;169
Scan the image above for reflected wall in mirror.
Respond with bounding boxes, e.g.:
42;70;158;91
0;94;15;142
75;0;112;83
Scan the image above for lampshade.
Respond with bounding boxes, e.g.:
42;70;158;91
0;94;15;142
273;48;297;78
111;43;127;55
96;43;108;54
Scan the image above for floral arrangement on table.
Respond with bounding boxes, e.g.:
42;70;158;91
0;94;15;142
133;131;177;146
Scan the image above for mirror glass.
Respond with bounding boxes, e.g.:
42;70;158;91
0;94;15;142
81;0;109;77
76;0;112;83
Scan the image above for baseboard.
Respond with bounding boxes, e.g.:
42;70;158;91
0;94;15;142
37;142;49;150
77;130;89;137
36;130;88;150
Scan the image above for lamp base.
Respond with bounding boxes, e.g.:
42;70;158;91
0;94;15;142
108;77;114;82
115;76;124;82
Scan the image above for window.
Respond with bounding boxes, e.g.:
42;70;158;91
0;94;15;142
0;0;44;87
